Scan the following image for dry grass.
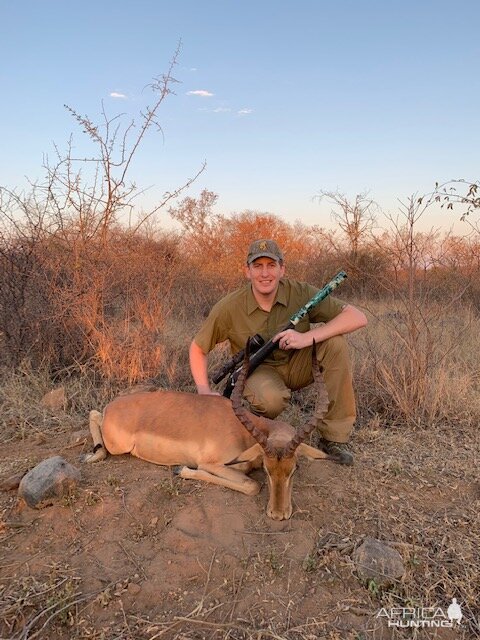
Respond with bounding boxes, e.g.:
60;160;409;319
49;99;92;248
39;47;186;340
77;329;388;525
351;302;480;429
0;364;69;448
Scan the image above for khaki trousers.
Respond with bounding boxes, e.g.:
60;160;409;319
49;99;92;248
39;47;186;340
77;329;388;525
243;336;356;443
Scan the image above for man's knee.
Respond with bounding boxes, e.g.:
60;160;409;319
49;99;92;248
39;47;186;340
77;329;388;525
316;335;349;361
251;390;290;418
315;336;352;376
244;379;291;419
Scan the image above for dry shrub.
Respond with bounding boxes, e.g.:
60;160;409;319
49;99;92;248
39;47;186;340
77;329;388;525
352;302;480;428
0;225;194;384
68;230;183;383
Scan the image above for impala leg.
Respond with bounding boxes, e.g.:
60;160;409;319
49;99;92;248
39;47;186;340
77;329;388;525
177;463;260;496
296;443;330;460
84;410;107;462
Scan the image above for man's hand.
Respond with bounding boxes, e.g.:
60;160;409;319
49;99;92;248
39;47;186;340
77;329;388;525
273;329;312;351
196;384;222;396
190;341;221;395
274;304;367;351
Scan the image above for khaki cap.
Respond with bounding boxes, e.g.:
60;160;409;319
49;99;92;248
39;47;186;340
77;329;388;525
247;239;284;264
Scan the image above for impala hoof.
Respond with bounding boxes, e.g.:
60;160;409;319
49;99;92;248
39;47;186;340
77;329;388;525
172;465;183;476
81;446;107;463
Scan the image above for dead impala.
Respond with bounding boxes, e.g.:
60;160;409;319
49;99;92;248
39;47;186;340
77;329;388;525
85;343;338;520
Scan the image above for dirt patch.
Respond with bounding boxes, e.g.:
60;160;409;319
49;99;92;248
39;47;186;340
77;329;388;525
1;420;479;639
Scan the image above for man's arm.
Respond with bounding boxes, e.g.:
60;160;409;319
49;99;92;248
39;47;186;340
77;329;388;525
189;340;221;395
273;304;367;351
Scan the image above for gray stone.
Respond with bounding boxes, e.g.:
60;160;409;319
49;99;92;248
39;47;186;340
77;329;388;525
18;456;81;508
353;536;405;588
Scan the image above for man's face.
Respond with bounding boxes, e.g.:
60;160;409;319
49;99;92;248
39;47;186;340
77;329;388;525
245;257;285;297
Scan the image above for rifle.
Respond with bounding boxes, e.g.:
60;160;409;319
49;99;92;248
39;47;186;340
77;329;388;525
216;270;347;398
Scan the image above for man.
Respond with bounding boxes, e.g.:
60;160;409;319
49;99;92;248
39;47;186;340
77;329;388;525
189;239;367;465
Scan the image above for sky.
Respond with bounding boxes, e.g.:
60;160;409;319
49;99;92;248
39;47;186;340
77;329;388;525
1;0;479;233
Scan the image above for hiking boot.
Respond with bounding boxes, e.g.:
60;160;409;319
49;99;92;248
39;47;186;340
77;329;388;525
317;438;354;466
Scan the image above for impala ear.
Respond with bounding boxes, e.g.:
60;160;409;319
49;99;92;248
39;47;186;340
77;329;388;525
225;443;263;466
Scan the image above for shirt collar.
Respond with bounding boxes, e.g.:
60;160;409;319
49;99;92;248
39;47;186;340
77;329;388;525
246;279;288;315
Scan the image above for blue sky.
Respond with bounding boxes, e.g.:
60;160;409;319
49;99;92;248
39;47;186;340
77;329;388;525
1;0;479;231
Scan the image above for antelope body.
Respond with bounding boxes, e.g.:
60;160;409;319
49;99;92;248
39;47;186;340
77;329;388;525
86;346;336;520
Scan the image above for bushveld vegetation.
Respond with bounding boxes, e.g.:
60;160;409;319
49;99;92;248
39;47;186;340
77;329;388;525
1;179;479;428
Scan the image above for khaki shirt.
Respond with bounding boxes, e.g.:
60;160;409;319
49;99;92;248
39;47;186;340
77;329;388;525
194;278;346;367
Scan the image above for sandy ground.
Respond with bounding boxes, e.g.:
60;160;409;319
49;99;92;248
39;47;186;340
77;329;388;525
1;416;479;639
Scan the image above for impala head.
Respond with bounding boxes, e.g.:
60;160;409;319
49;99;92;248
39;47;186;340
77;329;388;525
231;339;329;520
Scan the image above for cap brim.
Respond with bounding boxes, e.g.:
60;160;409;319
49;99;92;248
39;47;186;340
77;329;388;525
247;252;282;264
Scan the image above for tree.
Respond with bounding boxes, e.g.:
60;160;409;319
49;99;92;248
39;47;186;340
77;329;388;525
316;190;378;269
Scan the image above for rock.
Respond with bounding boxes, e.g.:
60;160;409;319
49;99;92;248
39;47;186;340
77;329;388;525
0;472;26;491
353;537;405;588
41;387;66;411
18;456;81;508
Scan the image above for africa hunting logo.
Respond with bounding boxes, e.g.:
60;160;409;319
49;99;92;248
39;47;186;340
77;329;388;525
377;598;463;628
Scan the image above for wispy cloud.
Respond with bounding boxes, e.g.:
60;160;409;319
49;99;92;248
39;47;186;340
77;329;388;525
213;107;231;113
187;89;214;97
238;108;253;115
110;91;127;99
